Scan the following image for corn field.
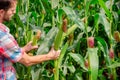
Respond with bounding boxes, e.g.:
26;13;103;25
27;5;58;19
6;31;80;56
6;0;120;80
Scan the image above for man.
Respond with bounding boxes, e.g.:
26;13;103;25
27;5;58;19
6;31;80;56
0;0;60;80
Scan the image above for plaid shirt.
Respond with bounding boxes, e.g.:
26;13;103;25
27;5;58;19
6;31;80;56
0;23;24;80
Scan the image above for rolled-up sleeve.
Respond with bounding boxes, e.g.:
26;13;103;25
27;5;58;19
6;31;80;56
0;30;24;63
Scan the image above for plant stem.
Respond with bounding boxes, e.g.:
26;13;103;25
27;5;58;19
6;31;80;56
52;12;55;27
84;0;88;39
26;1;32;80
39;0;45;26
110;0;116;79
109;0;113;47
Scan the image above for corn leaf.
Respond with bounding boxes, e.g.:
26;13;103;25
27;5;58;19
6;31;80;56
62;7;85;31
96;37;111;66
86;0;98;14
97;13;110;38
63;24;78;38
75;73;83;80
51;0;59;9
31;69;41;80
67;63;76;73
69;53;87;71
108;62;120;68
39;0;46;13
37;27;58;54
98;0;111;18
58;42;68;67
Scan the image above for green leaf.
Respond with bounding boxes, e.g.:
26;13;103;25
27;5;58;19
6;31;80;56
69;53;87;71
31;69;41;80
63;24;78;37
94;13;99;33
90;0;98;4
98;13;110;38
87;48;98;80
13;14;24;28
116;1;120;9
75;73;83;80
98;0;111;18
51;0;59;9
62;7;85;31
67;63;76;73
39;0;46;13
67;32;84;52
58;42;68;67
96;37;111;66
37;27;58;54
86;0;98;14
57;9;64;25
108;62;120;68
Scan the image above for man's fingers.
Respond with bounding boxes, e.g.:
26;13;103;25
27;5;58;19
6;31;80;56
50;46;54;51
55;50;61;58
57;50;61;54
32;46;38;49
28;41;33;44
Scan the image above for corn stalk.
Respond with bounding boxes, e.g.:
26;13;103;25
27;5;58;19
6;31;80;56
53;24;78;80
84;0;99;80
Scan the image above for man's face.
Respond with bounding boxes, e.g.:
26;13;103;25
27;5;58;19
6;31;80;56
3;1;17;21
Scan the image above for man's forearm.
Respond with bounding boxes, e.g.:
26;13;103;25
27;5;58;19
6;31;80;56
19;52;53;66
29;54;52;64
19;48;60;66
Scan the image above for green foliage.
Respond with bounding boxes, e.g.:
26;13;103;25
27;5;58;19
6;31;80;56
7;0;120;80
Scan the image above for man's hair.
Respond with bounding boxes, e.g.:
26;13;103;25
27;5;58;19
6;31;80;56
0;0;17;10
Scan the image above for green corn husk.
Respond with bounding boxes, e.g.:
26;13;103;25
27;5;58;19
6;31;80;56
54;28;63;50
32;30;41;46
32;36;37;46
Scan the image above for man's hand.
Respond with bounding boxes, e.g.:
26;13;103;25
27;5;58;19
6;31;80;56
47;47;61;60
22;41;38;53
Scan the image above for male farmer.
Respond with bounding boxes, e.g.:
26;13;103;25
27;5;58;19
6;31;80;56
0;0;60;80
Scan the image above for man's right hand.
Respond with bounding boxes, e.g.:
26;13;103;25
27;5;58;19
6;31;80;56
47;47;61;60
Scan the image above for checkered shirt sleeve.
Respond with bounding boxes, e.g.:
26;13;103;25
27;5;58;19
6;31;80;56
0;29;23;63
